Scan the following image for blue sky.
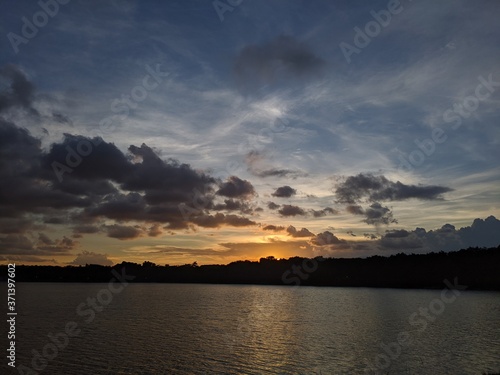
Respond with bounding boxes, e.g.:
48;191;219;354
1;0;499;265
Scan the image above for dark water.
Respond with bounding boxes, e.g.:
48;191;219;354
5;282;500;374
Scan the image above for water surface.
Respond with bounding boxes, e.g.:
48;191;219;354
8;283;500;374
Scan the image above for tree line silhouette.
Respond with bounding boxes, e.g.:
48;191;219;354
2;246;499;290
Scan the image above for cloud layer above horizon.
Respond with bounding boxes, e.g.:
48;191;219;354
0;0;499;265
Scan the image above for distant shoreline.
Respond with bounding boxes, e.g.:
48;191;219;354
2;246;499;291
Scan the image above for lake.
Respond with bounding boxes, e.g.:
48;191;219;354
7;282;500;374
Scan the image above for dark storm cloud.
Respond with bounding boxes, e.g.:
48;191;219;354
234;35;325;89
0;64;38;115
0;109;258;248
45;134;132;182
0;121;92;215
125;144;216;204
278;204;306;217
335;173;452;204
272;186;296;198
42;136;225;228
286;225;315;238
216;176;255;200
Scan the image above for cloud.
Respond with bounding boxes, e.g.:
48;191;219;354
311;231;347;247
272;186;296;198
191;213;257;228
216;176;255;200
378;216;500;252
286;225;315;238
335;173;453;204
346;202;397;226
105;224;143;240
233;35;325;91
0;95;262;242
148;224;163;237
245;151;305;179
311;207;337;217
0;233;77;255
262;225;285;232
384;229;411;238
267;201;281;210
69;250;113;266
255;168;305;178
212;199;253;214
278;204;306;217
346;205;364;215
0;64;38;115
364;202;397;226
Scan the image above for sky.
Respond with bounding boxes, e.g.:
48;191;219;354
0;0;499;266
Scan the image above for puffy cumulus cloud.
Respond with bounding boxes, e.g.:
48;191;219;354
272;186;296;198
311;207;337;217
0;121;89;216
346;202;397;226
458;216;500;248
278;204;306;217
0;79;262;247
335;173;453;225
69;250;113;266
233;35;325;91
310;231;349;249
335;173;452;204
379;229;424;250
364;202;397;226
216;176;255;200
286;225;315;238
378;216;500;252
